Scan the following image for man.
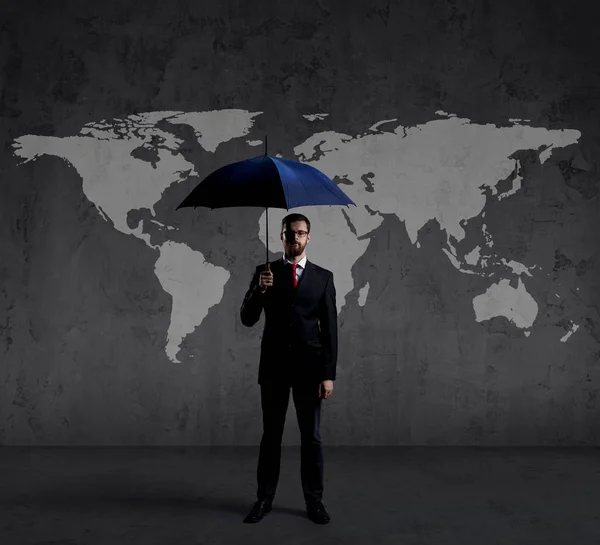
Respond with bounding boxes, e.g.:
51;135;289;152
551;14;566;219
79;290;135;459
240;213;338;525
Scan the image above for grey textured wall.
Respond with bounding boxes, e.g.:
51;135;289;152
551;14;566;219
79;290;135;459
1;0;599;446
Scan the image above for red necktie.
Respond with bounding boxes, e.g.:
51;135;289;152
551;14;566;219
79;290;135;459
291;263;298;288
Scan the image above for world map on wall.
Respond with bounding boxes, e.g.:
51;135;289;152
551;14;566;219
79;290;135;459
12;110;582;362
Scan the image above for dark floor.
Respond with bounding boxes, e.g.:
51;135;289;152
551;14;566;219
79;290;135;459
1;446;599;545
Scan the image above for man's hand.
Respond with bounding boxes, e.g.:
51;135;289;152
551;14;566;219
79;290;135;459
319;380;333;399
258;262;273;292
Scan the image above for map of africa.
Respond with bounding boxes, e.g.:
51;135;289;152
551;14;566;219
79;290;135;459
12;110;581;362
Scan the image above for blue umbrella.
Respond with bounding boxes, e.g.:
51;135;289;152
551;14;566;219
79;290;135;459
176;137;356;264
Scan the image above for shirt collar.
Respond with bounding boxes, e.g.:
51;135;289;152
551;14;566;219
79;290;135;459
282;253;307;268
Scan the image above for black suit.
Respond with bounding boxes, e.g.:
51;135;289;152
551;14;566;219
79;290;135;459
240;256;338;503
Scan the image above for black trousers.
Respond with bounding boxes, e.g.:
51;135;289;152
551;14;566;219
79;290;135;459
256;379;324;504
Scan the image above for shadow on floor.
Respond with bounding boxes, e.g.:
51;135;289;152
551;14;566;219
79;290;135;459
16;481;307;518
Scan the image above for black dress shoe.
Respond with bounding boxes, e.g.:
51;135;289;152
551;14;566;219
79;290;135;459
306;501;330;524
243;500;272;523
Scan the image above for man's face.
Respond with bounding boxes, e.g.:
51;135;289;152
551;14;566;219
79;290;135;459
281;220;310;257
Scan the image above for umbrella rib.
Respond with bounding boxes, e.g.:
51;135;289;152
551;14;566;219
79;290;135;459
298;172;317;207
284;164;292;209
272;156;291;209
318;172;348;203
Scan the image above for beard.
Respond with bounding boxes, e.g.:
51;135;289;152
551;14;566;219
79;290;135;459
286;241;304;256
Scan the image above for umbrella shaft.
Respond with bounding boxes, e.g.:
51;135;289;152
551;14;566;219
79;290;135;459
265;134;269;265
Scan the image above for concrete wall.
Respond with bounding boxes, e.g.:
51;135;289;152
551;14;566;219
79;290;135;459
1;0;598;445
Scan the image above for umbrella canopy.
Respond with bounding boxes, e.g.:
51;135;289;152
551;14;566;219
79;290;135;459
176;148;356;263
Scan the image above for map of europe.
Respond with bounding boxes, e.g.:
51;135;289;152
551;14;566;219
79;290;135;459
12;109;582;362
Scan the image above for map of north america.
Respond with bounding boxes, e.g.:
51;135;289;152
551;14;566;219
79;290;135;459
12;110;581;362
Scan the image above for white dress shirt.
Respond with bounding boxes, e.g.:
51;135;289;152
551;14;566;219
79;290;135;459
282;253;307;284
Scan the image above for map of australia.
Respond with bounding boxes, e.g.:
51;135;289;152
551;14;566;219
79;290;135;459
12;110;581;362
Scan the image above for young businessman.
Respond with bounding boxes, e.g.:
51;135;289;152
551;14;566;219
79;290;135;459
240;213;338;524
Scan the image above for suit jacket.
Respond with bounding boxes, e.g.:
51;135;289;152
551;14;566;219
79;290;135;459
240;256;338;385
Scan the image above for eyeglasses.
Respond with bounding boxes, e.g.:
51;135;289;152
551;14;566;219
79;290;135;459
282;230;308;239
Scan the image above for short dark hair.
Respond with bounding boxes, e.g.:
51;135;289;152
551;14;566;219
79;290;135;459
281;213;310;234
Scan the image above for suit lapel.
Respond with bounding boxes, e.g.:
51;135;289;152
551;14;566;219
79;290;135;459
272;257;290;294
